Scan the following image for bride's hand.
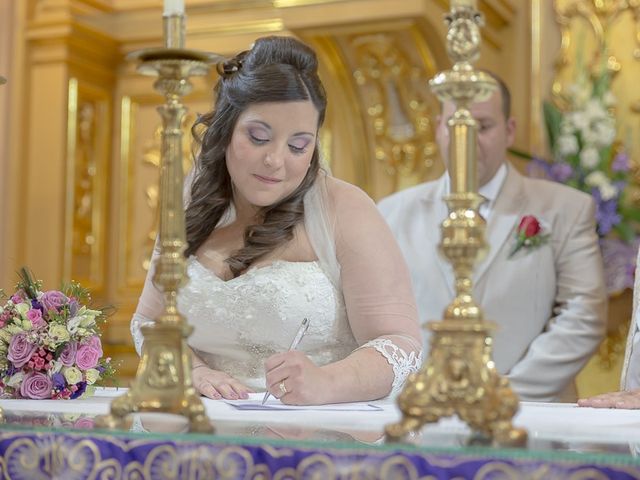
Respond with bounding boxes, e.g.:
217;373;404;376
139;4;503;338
192;365;253;400
264;351;333;405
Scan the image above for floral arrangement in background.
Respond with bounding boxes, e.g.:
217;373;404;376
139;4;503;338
524;64;640;295
0;268;115;399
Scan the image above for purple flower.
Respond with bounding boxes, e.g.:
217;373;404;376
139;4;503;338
7;333;38;368
40;291;68;314
51;372;66;391
30;299;44;312
69;300;79;317
612;152;629;173
70;381;87;399
527;157;552;179
593;188;621;236
75;344;100;370
10;293;23;304
20;371;53;399
549;162;574;183
600;237;639;294
59;341;78;367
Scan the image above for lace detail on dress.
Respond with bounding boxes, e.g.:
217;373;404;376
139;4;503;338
177;257;357;391
357;338;422;394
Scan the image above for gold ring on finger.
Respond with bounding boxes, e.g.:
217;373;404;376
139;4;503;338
279;381;287;395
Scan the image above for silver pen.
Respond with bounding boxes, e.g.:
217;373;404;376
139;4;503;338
262;317;311;405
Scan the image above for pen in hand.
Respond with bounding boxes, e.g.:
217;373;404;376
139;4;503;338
262;317;310;405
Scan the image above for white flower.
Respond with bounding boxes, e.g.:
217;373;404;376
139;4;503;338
603;91;617;107
599;182;618;201
580;147;600;169
14;303;29;319
6;372;24;388
594;121;616;147
48;324;70;344
585;171;608;188
51;359;63;374
557;134;579;156
85;368;100;385
63;366;82;385
566;112;588;132
567;82;591;106
584;98;607;121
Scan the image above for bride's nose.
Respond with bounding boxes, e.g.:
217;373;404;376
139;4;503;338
263;149;285;169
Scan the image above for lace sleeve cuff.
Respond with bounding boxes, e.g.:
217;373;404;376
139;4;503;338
130;312;154;356
356;337;423;395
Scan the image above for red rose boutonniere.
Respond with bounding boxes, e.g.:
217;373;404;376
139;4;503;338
509;215;550;258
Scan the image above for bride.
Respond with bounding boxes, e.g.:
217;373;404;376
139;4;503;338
130;36;423;405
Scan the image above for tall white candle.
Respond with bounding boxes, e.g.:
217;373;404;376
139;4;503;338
163;0;184;15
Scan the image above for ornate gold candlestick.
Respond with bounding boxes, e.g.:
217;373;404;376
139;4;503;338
385;0;527;446
96;13;219;433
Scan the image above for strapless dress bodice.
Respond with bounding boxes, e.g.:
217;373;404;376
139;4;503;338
178;257;357;391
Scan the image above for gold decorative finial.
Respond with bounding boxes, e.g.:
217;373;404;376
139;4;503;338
385;0;527;446
96;12;220;433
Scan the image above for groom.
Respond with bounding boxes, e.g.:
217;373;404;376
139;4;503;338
378;72;607;402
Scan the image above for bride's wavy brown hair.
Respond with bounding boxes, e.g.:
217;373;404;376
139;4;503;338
185;36;327;277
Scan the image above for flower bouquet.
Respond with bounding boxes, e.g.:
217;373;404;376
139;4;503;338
518;62;640;294
0;268;115;399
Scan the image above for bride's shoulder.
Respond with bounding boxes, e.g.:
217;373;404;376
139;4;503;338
320;175;375;210
317;175;380;229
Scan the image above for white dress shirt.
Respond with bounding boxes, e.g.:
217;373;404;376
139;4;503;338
443;163;507;221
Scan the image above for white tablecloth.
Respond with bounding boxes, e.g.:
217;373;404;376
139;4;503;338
2;388;640;449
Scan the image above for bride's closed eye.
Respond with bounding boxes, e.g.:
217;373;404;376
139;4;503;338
289;141;310;154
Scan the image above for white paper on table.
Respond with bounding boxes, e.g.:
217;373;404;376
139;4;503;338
224;393;383;412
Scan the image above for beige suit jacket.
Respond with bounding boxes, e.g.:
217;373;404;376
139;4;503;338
379;164;607;401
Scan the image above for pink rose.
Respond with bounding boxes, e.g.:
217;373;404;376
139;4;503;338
40;291;68;313
10;293;24;304
87;336;103;356
26;309;46;329
20;371;53;399
59;341;78;367
8;333;38;368
75;344;100;370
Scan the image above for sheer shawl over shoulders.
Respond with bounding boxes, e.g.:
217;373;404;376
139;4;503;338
130;171;422;396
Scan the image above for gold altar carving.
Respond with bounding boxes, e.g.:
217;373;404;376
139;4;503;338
385;0;527;446
351;33;439;193
64;79;110;293
96;13;218;433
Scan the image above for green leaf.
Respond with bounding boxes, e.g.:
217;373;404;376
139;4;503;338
508;147;536;161
619;205;640;223
16;267;40;300
543;101;563;151
613;222;635;243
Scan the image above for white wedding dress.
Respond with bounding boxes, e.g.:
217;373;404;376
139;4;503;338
176;258;357;391
131;175;422;395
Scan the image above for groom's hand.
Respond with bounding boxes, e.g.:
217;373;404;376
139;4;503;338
577;388;640;409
